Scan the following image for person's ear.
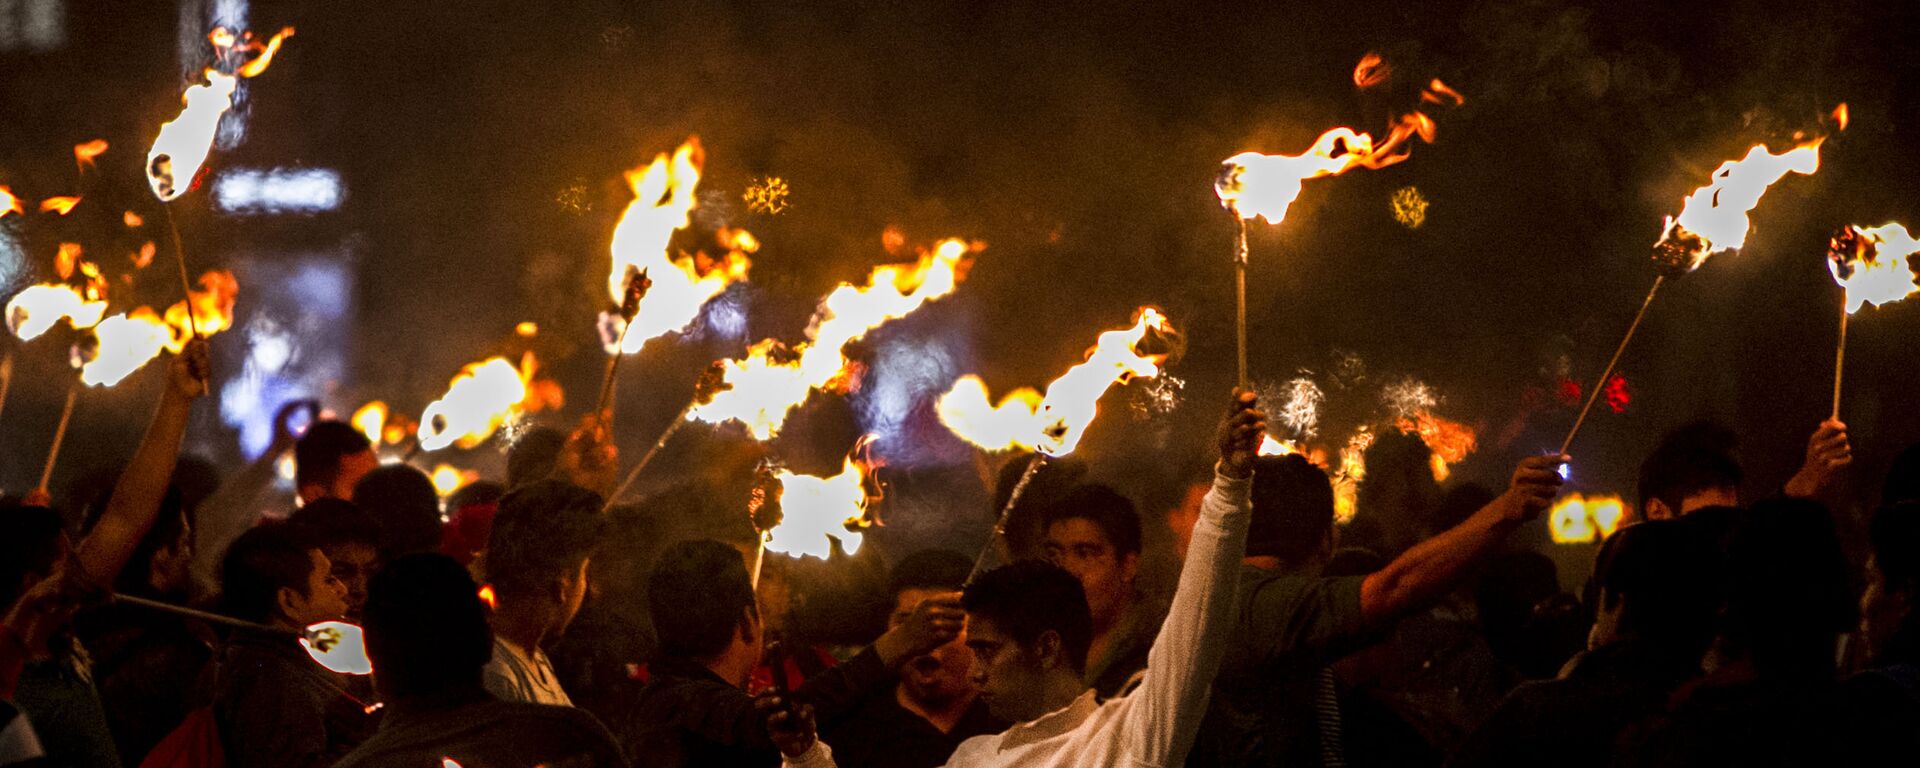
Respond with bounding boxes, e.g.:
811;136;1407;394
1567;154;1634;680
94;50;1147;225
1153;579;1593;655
1119;551;1140;583
739;606;760;647
1033;629;1064;671
275;585;303;622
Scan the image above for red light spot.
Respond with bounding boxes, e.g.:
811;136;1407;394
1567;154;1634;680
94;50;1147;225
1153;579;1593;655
1555;378;1582;406
1604;375;1631;413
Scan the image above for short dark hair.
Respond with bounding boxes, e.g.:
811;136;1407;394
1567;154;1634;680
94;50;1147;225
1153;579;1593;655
363;553;493;699
962;560;1092;673
288;498;383;553
1040;485;1141;557
484;481;606;597
1592;519;1724;658
888;550;972;600
447;480;506;514
1869;502;1920;663
649;539;756;660
352;464;443;557
1247;455;1334;563
507;427;568;489
220;521;321;623
1637;420;1742;515
0;501;66;608
295;420;372;490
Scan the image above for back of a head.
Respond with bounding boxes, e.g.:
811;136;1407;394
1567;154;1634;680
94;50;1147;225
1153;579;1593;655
889;549;972;599
364;553;494;700
962;560;1092;674
1352;431;1441;555
1721;498;1853;678
1247;454;1334;565
507;427;568;489
447;480;506;514
649;539;756;660
0;502;66;608
1868;502;1920;663
296;420;372;491
1041;484;1142;557
220;521;318;623
352;464;443;557
485;481;606;597
1592;519;1724;658
1886;442;1920;507
289;498;384;553
1637;420;1742;517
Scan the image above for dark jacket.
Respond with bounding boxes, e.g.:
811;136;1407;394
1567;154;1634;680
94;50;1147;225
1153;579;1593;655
74;603;216;766
334;686;625;768
1448;640;1700;768
822;690;1006;768
613;648;891;768
212;629;377;768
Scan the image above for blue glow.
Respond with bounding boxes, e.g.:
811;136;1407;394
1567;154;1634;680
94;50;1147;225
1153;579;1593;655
214;168;345;215
217;255;353;459
857;334;957;458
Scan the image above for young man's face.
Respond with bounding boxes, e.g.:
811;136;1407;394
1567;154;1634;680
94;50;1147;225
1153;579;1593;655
284;549;350;626
894;587;977;706
1043;518;1136;624
965;615;1050;723
326;542;379;621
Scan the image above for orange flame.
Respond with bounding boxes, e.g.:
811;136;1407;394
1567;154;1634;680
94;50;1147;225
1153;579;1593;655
132;242;157;269
764;457;873;559
39;196;81;216
1396;410;1478;480
1829;223;1920;314
1549;494;1626;544
0;187;22;218
936;307;1174;456
1219;67;1461;226
416;356;532;451
352;401;389;445
124;210;146;228
163;270;239;344
54;242;82;279
1332;428;1375;525
147;26;296;201
6;284;109;341
73;140;109;171
430;464;477;497
1655;112;1844;271
1259;434;1299;456
604;138;753;354
691;238;978;440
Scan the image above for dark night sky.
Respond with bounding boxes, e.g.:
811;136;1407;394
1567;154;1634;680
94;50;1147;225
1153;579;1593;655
3;0;1918;567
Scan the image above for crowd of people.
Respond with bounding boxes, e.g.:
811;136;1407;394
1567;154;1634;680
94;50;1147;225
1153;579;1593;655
3;340;1920;767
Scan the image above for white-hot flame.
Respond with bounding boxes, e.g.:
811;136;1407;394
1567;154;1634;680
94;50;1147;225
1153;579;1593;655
604;139;753;354
301;621;371;675
352;401;388;445
691;238;975;440
147;27;295;201
7;285;108;341
936;307;1173;457
1831;223;1920;314
417;357;529;451
1655;136;1827;272
1549;493;1626;544
764;458;870;560
77;270;239;387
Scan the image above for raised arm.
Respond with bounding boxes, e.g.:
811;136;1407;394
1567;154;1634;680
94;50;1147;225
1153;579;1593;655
1121;390;1261;765
1358;455;1563;626
73;340;207;588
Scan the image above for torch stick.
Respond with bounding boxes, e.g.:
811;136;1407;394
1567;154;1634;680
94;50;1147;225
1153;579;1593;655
162;205;200;339
0;350;13;428
594;269;653;427
750;536;767;591
966;453;1047;586
38;384;78;493
1233;214;1250;390
1831;305;1848;421
602;398;695;511
1559;276;1666;456
114;592;284;634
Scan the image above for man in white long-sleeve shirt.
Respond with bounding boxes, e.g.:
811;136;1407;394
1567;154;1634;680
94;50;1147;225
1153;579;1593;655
767;390;1267;768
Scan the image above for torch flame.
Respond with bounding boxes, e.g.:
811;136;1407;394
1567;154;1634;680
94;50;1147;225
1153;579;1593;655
1655;128;1835;271
0;187;22;218
300;620;371;675
146;27;296;201
1829;223;1920;314
935;307;1174;456
39;196;81;216
416;356;532;452
74;139;108;170
82;309;172;387
604;138;753;354
1332;428;1375;525
1258;434;1299;456
6;284;109;341
763;458;873;560
430;464;477;497
1395;410;1478;480
352;401;389;446
1549;493;1626;544
691;238;977;440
